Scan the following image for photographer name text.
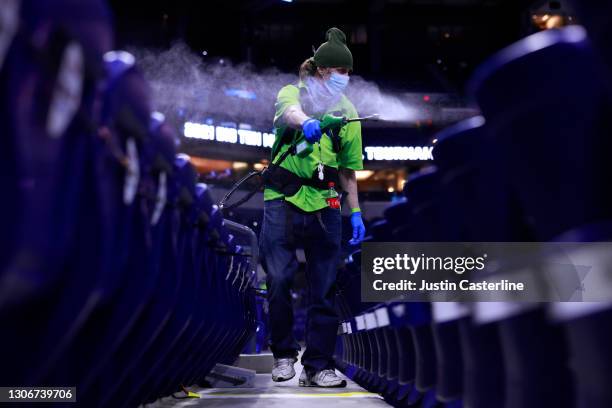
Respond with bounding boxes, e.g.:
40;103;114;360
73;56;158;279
372;278;525;292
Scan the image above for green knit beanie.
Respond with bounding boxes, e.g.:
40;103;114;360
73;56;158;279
313;27;353;70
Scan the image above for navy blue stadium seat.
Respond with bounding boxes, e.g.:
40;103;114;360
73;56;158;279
34;51;154;405
78;114;180;405
142;182;216;400
402;169;466;406
466;26;605;408
469;26;612;242
0;0;113;387
337;18;612;408
20;49;155;398
431;316;464;404
0;3;257;407
563;307;612;408
395;169;440;242
108;154;199;406
457;318;505;408
432;115;526;242
498;308;573;408
432;116;510;408
86;169;183;405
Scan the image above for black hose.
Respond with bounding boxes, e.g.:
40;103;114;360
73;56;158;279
218;142;298;212
218;170;263;211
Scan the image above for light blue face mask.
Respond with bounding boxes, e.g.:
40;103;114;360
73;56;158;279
325;72;350;96
305;77;340;114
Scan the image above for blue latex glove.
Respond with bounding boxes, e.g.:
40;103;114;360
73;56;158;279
302;118;322;143
349;211;366;245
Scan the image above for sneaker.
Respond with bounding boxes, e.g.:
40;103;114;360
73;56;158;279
271;358;296;382
298;368;347;388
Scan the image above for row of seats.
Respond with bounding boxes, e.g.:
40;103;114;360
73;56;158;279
0;1;257;406
335;25;612;408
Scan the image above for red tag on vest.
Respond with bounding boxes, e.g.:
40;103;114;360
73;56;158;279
326;197;341;209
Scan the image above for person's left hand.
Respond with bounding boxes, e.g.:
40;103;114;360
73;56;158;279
349;211;366;245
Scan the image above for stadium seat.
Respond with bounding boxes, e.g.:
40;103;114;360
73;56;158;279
452;316;503;408
107;154;199;407
467;27;604;408
74;115;179;403
562;307;612;408
403;168;467;406
470;26;612;242
434;118;534;244
143;182;217;399
432;116;510;407
0;0;113;387
547;225;612;408
397;169;440;242
21;49;155;398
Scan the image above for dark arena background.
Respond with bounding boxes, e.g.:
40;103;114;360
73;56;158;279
1;0;612;407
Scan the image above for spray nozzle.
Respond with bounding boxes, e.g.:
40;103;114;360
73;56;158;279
345;114;381;123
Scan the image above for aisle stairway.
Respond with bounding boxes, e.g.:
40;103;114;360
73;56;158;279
145;358;387;408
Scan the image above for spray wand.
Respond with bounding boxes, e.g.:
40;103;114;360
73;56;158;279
345;114;381;123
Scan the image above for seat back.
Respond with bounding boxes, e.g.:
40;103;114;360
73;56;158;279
470;26;612;241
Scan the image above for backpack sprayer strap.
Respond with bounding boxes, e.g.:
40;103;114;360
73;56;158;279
270;127;297;165
263;165;340;197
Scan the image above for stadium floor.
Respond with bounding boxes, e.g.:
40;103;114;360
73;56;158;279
144;358;387;407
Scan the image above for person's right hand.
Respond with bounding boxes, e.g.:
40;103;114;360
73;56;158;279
302;118;322;143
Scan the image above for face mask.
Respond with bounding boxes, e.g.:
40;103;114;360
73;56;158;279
305;77;341;114
325;72;350;96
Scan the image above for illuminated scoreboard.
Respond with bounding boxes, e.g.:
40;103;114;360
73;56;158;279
182;121;433;162
183;122;276;148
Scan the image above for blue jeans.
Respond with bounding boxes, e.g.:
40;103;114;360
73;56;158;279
260;199;342;374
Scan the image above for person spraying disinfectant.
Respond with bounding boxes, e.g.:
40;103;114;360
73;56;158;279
260;27;366;388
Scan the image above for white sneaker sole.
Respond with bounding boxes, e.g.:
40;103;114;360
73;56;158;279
298;378;347;388
272;373;295;382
